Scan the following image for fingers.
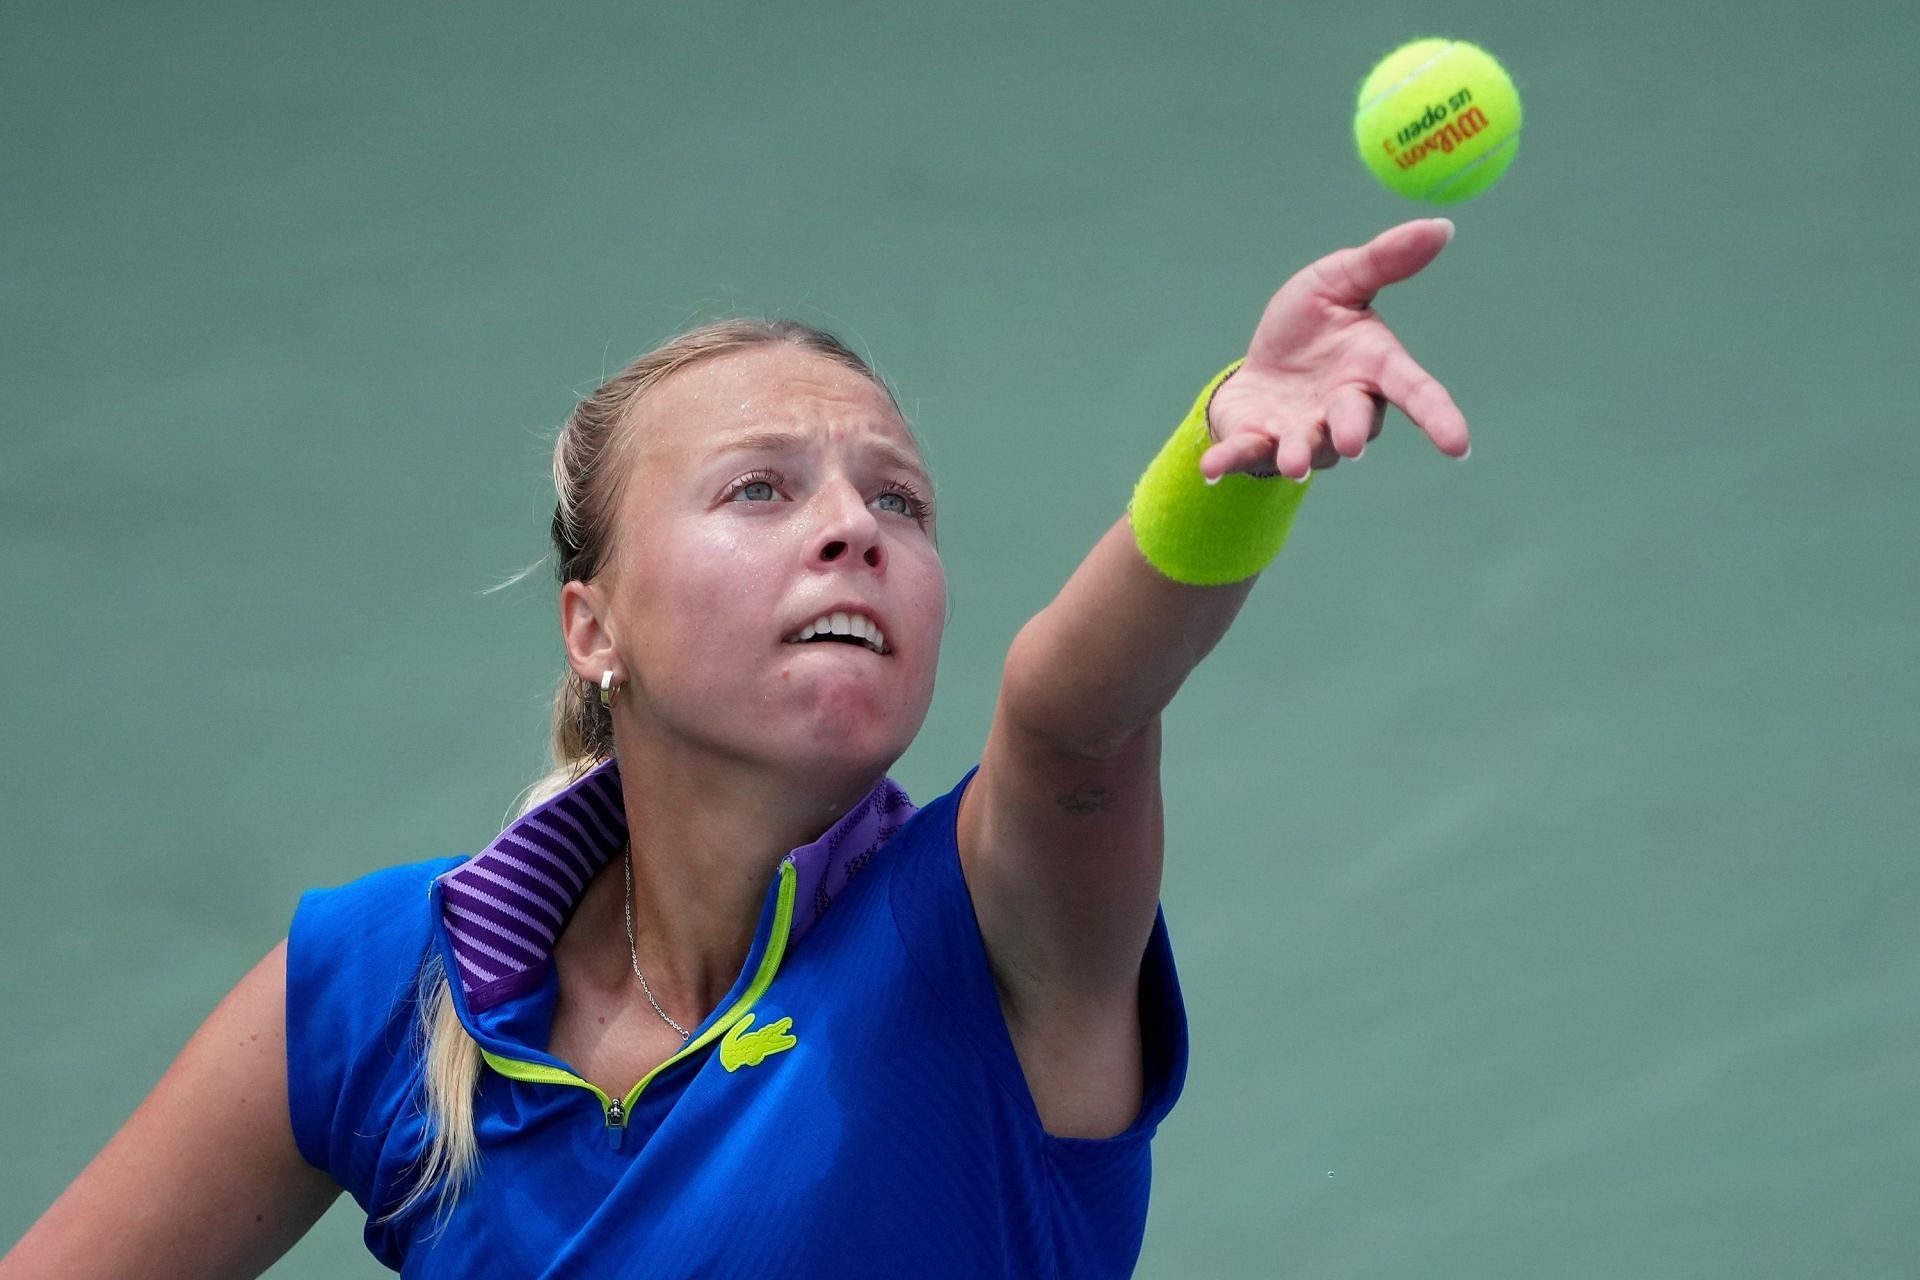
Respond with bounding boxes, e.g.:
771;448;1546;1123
1308;218;1455;309
1326;387;1384;458
1377;348;1471;457
1198;429;1281;482
1204;392;1383;482
1222;222;1467;470
1272;431;1316;482
1201;426;1314;482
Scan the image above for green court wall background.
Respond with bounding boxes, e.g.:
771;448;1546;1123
4;1;1915;1275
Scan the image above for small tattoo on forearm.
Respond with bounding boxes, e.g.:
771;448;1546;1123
1056;783;1118;815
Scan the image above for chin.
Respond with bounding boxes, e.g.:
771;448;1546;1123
767;703;920;784
785;676;929;755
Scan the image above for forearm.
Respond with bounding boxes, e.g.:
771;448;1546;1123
1000;515;1259;759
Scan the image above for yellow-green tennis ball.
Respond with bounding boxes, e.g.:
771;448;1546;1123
1354;38;1522;203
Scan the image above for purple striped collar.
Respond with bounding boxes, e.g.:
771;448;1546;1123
435;758;917;1013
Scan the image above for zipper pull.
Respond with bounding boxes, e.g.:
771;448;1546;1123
605;1096;626;1151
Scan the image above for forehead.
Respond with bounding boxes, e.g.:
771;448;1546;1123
629;344;918;473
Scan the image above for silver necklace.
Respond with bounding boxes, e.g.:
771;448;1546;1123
622;844;690;1040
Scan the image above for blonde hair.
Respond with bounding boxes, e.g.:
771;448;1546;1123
386;319;898;1225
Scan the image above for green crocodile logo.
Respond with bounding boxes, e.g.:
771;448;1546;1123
720;1013;797;1072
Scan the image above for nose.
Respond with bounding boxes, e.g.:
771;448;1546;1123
810;482;884;572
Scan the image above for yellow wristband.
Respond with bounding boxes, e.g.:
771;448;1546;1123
1127;359;1311;586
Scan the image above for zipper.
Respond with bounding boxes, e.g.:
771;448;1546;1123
478;858;799;1149
605;1096;626;1151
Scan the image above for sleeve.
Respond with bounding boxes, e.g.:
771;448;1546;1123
887;767;1192;1138
1038;908;1187;1277
887;769;1190;1275
285;855;464;1208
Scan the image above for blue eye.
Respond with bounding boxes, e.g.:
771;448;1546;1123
733;479;777;502
875;484;931;520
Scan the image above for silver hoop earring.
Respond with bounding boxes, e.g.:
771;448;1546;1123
599;670;620;708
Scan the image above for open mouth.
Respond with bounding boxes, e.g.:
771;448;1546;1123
784;611;889;655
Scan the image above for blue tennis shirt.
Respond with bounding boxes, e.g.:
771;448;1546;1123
287;761;1187;1277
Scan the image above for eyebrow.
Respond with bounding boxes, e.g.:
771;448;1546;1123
710;428;932;489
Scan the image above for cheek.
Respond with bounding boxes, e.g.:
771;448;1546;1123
902;549;949;652
632;522;782;650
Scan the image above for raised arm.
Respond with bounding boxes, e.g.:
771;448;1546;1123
956;219;1470;1137
0;941;340;1280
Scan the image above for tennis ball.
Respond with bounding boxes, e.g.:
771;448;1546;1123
1353;38;1522;203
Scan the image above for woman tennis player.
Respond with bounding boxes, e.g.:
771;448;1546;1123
3;218;1471;1278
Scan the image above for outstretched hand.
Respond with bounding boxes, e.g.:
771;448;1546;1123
1200;218;1471;483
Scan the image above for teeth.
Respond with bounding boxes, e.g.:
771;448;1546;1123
789;612;888;653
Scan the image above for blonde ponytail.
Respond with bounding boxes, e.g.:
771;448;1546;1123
381;952;481;1227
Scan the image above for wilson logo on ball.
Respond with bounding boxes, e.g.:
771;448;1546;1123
1383;106;1494;169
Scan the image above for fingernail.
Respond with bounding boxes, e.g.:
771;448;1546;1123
1432;217;1456;244
1458;443;1471;461
1293;471;1312;485
1204;474;1221;487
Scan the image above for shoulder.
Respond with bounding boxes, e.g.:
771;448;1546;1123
879;769;1031;1061
877;767;976;919
286;855;465;1049
884;768;1190;1142
295;854;467;921
285;855;463;1189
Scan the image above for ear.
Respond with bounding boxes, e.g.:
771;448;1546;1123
560;579;621;687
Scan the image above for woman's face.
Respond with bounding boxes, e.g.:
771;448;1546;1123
572;343;946;784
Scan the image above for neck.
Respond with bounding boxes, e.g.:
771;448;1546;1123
608;728;884;1027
